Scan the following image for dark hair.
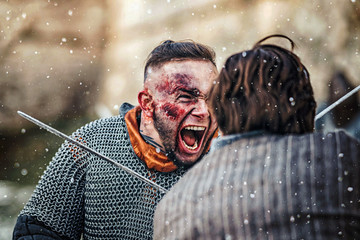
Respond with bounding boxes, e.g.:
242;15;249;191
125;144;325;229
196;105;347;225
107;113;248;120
144;40;216;81
209;34;316;135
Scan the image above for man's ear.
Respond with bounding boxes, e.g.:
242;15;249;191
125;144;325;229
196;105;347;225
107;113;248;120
138;90;154;118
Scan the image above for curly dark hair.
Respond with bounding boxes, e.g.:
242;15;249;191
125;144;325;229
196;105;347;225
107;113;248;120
144;39;216;81
209;34;316;135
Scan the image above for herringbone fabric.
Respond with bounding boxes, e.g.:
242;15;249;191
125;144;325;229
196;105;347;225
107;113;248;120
154;130;360;240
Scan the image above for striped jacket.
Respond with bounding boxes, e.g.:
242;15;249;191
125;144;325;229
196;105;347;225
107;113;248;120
153;130;360;240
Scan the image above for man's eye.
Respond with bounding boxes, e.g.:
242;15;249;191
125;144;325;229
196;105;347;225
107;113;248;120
179;95;192;99
177;95;194;102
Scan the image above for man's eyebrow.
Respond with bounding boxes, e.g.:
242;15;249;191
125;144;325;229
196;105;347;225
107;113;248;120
176;87;199;95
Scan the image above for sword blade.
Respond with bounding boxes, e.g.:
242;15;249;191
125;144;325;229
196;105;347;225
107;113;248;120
17;111;168;193
315;85;360;121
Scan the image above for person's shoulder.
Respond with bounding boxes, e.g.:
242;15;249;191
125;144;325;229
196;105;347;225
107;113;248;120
312;129;359;143
79;103;134;132
119;102;135;116
330;129;360;146
79;114;123;132
72;106;135;140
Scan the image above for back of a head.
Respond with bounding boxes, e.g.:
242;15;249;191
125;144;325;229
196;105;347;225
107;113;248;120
144;40;216;81
209;34;316;135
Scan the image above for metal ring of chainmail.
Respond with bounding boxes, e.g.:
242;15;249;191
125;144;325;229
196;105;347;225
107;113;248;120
20;104;187;239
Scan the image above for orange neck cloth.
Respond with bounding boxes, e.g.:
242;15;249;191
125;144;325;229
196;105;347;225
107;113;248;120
124;106;178;172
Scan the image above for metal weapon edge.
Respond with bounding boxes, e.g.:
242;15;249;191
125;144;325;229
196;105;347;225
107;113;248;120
17;111;168;193
315;85;360;121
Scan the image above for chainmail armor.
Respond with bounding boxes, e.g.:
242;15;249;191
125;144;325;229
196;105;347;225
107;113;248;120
20;103;186;239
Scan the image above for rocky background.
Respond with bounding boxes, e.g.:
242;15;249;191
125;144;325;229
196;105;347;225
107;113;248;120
0;0;359;238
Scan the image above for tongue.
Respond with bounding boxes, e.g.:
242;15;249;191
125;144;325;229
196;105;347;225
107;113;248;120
182;129;196;146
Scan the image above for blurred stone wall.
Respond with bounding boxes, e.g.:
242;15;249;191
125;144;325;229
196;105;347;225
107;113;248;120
0;0;108;183
2;0;359;134
0;0;107;135
101;0;360;114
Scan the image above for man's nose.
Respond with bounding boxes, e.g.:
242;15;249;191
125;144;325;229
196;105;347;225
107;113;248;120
192;99;210;118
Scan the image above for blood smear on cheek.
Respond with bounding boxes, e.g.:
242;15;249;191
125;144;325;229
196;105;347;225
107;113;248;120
161;103;185;120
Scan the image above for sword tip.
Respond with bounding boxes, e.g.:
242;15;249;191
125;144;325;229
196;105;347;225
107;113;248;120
17;111;30;120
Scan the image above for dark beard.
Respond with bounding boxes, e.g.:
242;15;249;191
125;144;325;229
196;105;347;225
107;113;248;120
153;111;193;168
152;110;214;168
153;111;177;160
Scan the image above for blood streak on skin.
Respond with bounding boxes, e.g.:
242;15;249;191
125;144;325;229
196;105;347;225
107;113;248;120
156;76;171;94
173;73;192;88
161;103;185;120
156;73;193;119
155;73;193;95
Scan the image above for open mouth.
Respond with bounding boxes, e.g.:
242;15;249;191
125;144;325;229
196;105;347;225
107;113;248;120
180;126;206;151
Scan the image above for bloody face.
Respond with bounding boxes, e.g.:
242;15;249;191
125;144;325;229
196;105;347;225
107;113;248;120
147;60;218;166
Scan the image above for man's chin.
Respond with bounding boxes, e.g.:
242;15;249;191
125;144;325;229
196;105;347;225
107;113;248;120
170;152;204;169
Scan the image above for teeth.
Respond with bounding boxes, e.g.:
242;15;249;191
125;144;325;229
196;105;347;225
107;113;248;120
182;126;204;150
182;139;198;150
184;126;205;131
